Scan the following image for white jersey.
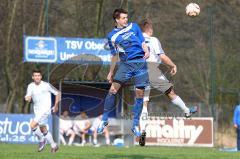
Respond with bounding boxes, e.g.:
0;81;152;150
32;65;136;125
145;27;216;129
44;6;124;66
60;116;73;131
25;81;59;114
73;115;90;131
143;33;165;63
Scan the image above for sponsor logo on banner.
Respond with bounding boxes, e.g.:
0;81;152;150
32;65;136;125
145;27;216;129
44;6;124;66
25;37;57;63
24;36;111;64
0;114;52;144
137;117;213;147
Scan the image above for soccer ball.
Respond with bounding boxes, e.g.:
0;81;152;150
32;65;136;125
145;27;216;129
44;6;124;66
185;3;200;17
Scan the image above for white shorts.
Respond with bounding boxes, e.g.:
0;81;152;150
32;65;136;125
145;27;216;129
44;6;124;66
90;118;101;131
143;63;173;102
73;121;85;134
34;111;51;126
60;128;74;136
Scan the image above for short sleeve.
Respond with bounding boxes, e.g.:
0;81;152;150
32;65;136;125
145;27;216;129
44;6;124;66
134;23;145;43
108;37;117;55
47;83;59;95
152;37;165;55
25;84;32;97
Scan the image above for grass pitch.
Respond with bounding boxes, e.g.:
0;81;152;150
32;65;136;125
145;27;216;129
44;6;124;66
0;144;239;159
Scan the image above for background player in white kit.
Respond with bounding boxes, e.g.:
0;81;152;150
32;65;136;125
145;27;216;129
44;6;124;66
59;110;75;146
73;111;91;146
90;115;110;146
25;69;60;152
138;19;197;146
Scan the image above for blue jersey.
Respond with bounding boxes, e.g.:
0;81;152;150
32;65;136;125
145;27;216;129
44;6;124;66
107;23;145;61
233;105;240;126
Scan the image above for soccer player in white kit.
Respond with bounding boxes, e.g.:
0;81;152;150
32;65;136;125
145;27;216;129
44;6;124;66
59;110;75;146
73;112;91;146
138;19;197;146
90;115;110;146
25;69;60;152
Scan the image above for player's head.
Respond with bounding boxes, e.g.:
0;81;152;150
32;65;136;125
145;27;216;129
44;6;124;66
113;8;128;27
80;111;87;118
32;69;42;84
62;110;69;117
140;18;153;36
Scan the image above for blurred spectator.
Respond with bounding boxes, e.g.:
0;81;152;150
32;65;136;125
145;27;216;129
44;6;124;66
90;115;110;146
73;112;91;146
59;110;75;146
233;103;240;151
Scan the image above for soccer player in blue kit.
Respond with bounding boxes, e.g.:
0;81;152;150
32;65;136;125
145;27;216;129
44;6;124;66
97;8;150;137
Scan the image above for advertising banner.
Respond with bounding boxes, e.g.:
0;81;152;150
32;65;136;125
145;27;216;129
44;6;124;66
0;114;52;144
24;36;111;64
137;117;213;147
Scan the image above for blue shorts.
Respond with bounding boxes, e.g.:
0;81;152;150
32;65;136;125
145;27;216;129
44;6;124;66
113;59;149;89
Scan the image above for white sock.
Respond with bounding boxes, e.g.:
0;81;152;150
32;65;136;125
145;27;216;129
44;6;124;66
140;106;148;132
68;136;74;145
43;131;56;148
82;140;86;144
60;134;66;145
106;138;110;145
93;139;97;145
32;127;43;142
171;96;189;113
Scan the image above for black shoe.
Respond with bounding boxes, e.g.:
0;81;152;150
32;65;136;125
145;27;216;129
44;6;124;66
139;131;146;146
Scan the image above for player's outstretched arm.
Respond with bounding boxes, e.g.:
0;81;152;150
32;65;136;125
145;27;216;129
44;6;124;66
160;54;177;75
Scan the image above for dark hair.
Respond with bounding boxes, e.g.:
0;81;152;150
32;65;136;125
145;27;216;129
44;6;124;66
32;69;42;75
139;18;153;32
113;8;128;21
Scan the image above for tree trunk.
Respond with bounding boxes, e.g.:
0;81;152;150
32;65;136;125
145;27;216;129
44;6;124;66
94;0;104;37
4;0;20;113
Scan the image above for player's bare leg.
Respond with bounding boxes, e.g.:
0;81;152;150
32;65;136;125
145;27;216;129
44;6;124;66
59;130;67;145
68;131;75;146
104;129;111;145
81;133;86;146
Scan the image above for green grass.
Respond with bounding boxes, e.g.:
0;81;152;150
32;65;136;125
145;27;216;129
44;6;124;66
0;144;239;159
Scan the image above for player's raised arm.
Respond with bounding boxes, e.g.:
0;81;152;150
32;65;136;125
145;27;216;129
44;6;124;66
160;54;177;75
153;37;176;75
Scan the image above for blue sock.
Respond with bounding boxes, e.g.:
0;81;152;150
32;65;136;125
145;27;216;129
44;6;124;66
132;98;143;127
102;92;117;121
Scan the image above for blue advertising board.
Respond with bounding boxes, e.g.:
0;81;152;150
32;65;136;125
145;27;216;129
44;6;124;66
0;114;52;144
24;36;111;64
